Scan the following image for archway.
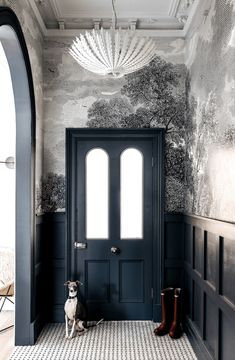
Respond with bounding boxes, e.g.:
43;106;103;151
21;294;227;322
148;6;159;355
0;7;36;345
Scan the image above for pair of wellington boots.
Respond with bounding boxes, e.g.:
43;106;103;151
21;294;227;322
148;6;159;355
154;287;183;339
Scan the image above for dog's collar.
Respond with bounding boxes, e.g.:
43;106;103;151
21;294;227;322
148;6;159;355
68;295;77;299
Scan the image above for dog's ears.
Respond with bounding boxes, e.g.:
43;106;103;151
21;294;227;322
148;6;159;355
64;280;83;286
75;280;83;286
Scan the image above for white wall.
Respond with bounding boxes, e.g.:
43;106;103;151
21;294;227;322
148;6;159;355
0;42;15;251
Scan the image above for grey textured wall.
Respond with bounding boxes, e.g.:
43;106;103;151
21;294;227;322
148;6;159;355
185;0;235;222
39;37;186;213
2;0;235;224
41;0;235;223
35;0;235;223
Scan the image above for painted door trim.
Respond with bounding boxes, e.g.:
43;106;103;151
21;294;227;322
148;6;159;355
66;128;164;321
0;7;36;345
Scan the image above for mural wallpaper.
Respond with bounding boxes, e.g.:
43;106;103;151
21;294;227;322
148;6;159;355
37;172;65;212
35;0;235;222
86;59;186;214
39;36;186;214
1;1;234;222
185;0;235;222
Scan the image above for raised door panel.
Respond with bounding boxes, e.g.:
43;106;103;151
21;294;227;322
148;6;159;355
85;260;110;303
119;260;144;303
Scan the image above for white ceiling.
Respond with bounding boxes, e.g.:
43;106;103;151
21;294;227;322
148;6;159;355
50;0;175;19
29;0;200;37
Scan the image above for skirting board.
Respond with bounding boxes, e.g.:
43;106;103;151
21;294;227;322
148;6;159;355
185;316;214;360
153;303;162;323
51;305;65;323
29;313;45;345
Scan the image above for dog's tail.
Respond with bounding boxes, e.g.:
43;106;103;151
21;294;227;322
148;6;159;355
96;318;104;326
87;318;104;328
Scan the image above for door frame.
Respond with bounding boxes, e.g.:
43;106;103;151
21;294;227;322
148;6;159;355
66;128;164;321
0;8;36;344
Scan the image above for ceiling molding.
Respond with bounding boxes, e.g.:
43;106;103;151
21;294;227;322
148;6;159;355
45;29;185;38
50;0;61;19
28;0;47;36
43;0;174;19
48;10;172;19
168;0;180;17
183;0;201;37
28;0;200;39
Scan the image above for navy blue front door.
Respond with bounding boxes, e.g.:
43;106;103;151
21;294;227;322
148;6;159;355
67;129;163;321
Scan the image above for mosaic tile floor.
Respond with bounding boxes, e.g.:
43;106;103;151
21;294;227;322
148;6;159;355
10;321;197;360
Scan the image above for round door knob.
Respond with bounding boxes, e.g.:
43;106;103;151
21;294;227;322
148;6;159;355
111;247;120;254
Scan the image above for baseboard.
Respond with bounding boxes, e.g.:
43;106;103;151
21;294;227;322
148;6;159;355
51;305;65;323
185;317;214;360
30;313;45;345
153;303;161;322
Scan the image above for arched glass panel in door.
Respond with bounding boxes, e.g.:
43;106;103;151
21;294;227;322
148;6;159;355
86;148;109;239
120;148;143;239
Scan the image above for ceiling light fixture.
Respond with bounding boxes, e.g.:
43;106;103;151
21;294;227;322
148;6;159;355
69;0;156;78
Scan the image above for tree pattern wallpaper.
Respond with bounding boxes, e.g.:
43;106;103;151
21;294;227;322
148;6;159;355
86;58;186;214
39;0;235;223
184;0;235;222
39;38;186;214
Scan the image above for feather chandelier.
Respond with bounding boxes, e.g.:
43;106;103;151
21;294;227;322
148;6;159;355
69;0;156;78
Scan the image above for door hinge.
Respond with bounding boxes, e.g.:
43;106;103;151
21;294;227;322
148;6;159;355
152;157;154;167
151;288;154;299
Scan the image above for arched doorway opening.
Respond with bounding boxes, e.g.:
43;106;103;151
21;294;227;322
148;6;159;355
0;30;16;342
0;8;36;345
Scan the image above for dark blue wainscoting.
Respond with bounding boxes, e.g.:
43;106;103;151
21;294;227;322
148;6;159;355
183;214;235;360
164;214;184;288
40;212;235;360
41;212;184;323
41;212;67;322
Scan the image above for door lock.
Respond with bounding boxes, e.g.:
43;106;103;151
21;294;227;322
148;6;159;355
74;242;87;249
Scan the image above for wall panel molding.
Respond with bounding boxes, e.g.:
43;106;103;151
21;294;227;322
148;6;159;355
42;212;67;322
183;214;235;360
164;213;184;290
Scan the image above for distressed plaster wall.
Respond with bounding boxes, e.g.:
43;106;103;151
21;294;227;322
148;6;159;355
0;0;44;205
40;36;186;213
185;0;235;222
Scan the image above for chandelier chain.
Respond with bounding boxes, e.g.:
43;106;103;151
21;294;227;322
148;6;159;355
111;0;117;29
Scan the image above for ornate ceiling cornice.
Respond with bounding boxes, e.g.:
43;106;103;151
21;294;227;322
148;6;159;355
29;0;200;38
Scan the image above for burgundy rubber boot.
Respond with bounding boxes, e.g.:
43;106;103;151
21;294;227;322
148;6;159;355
154;287;174;336
169;288;183;339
